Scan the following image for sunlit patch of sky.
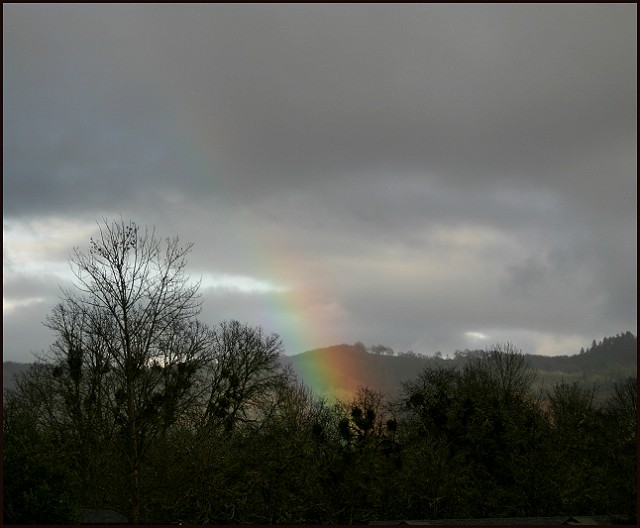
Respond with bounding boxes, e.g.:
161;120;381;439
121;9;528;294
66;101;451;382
531;333;591;358
3;219;93;316
3;296;47;315
196;272;287;294
465;331;489;341
3;218;96;276
3;219;286;296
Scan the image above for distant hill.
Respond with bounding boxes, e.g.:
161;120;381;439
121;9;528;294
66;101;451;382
285;332;637;402
526;331;637;399
3;362;32;392
4;333;635;402
280;342;439;402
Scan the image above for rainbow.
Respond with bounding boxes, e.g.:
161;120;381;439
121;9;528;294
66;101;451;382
137;76;354;401
250;228;361;402
290;344;372;402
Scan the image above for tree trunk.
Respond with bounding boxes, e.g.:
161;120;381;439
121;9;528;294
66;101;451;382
128;389;140;523
127;353;140;524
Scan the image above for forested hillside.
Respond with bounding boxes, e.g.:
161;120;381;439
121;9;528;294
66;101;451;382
527;332;637;399
284;332;637;402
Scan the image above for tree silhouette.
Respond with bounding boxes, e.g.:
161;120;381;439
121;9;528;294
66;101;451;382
42;218;209;523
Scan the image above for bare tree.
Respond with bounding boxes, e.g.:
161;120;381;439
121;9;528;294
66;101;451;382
201;320;285;432
606;376;637;442
43;218;209;523
465;342;536;403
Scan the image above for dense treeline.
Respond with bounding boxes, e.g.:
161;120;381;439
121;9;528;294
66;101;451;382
3;220;637;524
4;345;637;524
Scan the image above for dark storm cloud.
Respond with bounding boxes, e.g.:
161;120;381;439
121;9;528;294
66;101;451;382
5;4;635;212
3;4;636;358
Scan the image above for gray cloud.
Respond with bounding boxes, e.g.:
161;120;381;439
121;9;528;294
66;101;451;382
3;4;636;360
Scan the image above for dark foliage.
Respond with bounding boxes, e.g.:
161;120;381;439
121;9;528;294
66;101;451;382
3;389;79;524
5;339;635;524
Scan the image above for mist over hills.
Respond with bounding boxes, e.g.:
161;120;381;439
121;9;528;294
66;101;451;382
4;332;636;402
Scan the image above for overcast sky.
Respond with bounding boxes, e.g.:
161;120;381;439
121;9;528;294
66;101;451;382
3;4;637;362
